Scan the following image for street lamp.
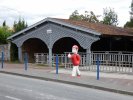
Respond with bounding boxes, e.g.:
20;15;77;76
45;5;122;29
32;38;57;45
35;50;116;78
47;28;52;67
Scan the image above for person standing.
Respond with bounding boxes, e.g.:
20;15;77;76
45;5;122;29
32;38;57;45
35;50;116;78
68;45;81;77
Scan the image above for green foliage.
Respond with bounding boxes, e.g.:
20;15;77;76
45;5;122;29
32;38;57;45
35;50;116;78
102;8;118;26
69;10;82;20
13;18;28;33
2;20;6;27
81;11;100;23
124;20;133;28
0;18;27;61
0;25;12;44
69;10;100;23
124;1;133;28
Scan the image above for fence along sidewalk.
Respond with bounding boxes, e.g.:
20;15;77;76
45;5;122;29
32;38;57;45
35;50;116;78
34;52;133;74
89;52;133;73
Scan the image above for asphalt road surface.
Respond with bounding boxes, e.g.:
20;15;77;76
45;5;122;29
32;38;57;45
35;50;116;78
0;73;133;100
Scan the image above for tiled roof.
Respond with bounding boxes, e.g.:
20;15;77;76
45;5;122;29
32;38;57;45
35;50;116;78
8;18;133;40
55;18;133;36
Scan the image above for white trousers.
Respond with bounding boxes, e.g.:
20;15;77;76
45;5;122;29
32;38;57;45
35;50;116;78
72;66;81;76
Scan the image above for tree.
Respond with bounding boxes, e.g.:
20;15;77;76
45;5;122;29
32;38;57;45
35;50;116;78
69;10;100;23
124;0;133;27
124;20;133;27
102;8;118;26
69;10;82;20
0;26;12;44
13;18;28;33
81;11;100;23
0;20;12;44
2;20;6;27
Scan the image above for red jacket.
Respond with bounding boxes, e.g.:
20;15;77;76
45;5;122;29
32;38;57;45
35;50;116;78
71;54;80;66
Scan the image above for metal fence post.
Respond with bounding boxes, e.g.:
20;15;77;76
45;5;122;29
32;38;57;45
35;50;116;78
56;55;58;74
96;56;100;80
65;53;67;68
132;54;133;72
24;53;28;70
52;54;53;67
1;52;4;69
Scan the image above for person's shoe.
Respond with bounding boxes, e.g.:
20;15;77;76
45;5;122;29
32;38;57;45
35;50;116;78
77;75;81;78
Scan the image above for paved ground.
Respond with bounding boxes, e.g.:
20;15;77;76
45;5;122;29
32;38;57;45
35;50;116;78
0;73;132;100
1;73;133;100
0;63;133;96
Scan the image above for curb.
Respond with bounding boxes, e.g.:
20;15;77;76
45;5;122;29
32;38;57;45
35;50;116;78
0;71;133;96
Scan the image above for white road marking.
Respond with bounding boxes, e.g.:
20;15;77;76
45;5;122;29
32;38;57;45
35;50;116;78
23;88;33;92
5;96;21;100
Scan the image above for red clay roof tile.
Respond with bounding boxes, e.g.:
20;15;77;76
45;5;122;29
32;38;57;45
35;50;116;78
54;18;133;37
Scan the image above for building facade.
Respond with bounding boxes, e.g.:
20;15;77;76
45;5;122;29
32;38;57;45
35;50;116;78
8;18;101;65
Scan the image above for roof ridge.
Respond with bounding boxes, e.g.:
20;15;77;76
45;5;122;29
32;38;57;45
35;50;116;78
8;17;133;40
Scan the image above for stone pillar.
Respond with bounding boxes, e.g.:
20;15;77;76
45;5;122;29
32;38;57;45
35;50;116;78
18;46;22;62
48;47;52;67
47;28;53;67
86;48;91;66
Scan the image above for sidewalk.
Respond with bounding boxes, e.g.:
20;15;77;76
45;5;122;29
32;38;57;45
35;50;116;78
0;63;133;96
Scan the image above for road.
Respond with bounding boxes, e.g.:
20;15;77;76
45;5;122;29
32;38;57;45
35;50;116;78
0;73;132;100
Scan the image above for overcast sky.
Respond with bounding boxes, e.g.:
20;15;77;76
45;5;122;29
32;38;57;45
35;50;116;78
0;0;132;27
